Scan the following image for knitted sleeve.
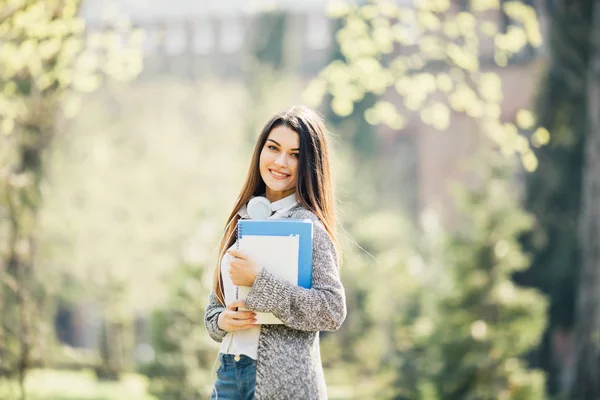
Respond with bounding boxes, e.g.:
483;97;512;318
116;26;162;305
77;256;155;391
244;217;347;332
204;291;228;343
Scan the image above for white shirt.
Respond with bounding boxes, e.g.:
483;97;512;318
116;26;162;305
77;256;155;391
219;194;298;359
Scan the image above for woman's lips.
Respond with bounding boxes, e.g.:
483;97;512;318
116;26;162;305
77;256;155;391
269;169;289;180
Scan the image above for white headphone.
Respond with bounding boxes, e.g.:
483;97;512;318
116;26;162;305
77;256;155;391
238;194;298;220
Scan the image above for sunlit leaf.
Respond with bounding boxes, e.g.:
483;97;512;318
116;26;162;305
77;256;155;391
392;23;417;45
471;320;488;340
3;81;17;97
364;107;380;125
456;12;476;36
516;109;536;130
531;127;550;147
419;36;445;59
447;43;479;72
346;15;369;36
471;0;500;11
466;100;483;118
521;150;538;171
373;25;394;54
436;73;453;92
478;73;503;103
422;102;450;130
418;11;441;32
442;19;460;38
449;83;477;112
486;103;501;119
515;135;530;154
365;100;407;130
360;5;378;20
1;118;15;135
302;78;327;107
397;8;416;23
494;51;508;66
480;21;498;37
332;96;354;117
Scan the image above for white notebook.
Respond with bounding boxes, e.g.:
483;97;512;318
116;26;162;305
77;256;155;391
237;235;300;324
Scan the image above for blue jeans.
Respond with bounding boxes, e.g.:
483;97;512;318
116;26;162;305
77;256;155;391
211;353;257;400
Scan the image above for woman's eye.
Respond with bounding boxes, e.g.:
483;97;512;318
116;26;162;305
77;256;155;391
268;145;278;151
291;153;300;159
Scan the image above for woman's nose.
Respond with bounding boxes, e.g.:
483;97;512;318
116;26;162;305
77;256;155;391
274;152;288;166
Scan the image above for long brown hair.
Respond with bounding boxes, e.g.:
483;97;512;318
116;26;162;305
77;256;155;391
212;105;339;305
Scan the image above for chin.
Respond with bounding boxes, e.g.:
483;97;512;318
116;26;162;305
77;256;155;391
267;184;292;193
264;180;292;193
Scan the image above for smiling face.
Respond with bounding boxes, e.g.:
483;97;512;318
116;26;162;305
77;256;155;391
259;125;300;202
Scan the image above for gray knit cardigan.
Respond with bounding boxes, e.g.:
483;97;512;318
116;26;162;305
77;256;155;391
204;205;347;399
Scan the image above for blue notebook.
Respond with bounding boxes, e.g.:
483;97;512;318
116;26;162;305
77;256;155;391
236;219;313;324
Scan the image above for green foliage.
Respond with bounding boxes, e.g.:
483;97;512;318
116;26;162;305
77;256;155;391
140;265;216;400
518;0;594;394
423;159;547;399
313;2;549;397
0;0;142;391
316;141;426;397
305;0;546;171
36;79;253;380
320;146;548;399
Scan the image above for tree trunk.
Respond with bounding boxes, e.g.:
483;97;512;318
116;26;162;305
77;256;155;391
573;0;600;398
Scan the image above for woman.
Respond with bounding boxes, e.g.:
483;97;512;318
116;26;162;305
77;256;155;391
204;106;347;400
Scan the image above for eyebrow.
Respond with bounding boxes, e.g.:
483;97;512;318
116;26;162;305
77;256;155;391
267;138;300;151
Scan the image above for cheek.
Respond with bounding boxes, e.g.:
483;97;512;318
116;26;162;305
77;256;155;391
290;159;299;178
258;150;273;181
259;149;270;169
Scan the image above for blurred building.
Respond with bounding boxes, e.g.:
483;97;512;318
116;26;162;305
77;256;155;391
81;0;337;78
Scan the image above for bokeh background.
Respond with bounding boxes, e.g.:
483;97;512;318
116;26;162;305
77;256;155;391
1;0;599;399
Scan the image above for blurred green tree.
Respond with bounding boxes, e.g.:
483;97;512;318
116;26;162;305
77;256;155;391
319;148;548;400
307;0;550;398
37;79;252;380
422;157;547;399
0;0;141;395
572;0;600;398
324;19;379;161
304;0;548;171
140;262;217;400
517;0;593;395
317;146;426;397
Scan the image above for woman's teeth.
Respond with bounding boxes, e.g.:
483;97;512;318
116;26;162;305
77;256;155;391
270;170;288;179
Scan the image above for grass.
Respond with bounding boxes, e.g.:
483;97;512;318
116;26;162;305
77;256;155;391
0;368;355;400
0;369;156;400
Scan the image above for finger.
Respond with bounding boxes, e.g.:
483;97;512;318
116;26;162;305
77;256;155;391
231;318;257;328
230;317;254;326
228;300;246;310
230;258;248;268
232;311;256;320
227;249;247;260
231;322;256;331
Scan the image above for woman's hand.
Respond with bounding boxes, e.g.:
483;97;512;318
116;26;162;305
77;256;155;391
217;300;257;332
227;249;262;287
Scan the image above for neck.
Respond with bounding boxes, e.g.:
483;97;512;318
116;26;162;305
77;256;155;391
265;188;296;203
